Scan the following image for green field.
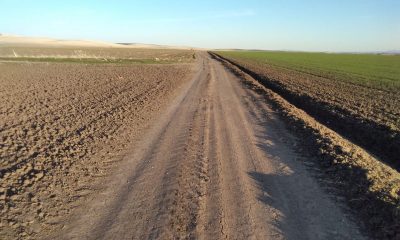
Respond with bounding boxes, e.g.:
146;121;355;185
216;51;400;91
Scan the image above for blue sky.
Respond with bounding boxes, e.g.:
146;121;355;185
1;0;399;51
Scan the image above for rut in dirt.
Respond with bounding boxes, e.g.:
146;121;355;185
53;53;365;240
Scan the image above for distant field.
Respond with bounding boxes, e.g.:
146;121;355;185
0;46;195;64
217;51;400;91
0;57;178;64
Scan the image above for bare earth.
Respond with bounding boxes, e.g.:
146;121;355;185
0;61;194;238
38;53;366;239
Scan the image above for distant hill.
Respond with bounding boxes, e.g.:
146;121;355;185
0;34;192;49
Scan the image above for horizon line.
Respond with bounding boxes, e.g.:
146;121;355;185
1;33;399;54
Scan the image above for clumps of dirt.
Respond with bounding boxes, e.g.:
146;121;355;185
213;53;400;170
211;52;400;239
0;61;194;239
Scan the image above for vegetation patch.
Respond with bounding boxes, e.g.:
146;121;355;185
217;50;400;91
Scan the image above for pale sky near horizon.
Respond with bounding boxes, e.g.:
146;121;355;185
1;0;399;51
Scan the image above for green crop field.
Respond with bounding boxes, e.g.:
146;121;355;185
216;51;400;91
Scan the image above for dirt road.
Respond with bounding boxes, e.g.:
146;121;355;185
53;53;365;239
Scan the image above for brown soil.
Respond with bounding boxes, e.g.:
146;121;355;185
0;61;194;239
212;53;400;169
